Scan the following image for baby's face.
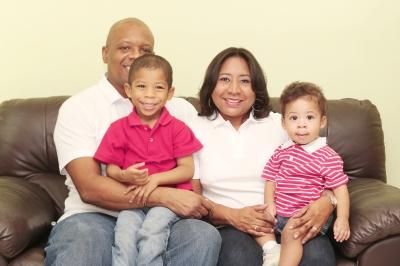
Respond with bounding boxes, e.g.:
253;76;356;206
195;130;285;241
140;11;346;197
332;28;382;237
282;97;326;145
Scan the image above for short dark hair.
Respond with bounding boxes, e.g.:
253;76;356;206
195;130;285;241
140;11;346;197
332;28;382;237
198;47;271;119
280;81;327;116
128;54;173;87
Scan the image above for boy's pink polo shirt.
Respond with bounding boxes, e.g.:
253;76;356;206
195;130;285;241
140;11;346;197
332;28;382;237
94;107;202;190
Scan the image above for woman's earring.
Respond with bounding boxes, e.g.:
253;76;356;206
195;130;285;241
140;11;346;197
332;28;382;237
208;98;213;108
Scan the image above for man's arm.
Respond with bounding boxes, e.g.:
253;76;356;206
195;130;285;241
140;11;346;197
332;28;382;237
66;157;209;218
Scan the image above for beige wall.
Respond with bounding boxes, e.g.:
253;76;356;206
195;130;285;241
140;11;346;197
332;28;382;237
1;1;399;187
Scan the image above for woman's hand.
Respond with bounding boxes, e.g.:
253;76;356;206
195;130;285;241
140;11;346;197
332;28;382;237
289;195;334;243
228;204;275;237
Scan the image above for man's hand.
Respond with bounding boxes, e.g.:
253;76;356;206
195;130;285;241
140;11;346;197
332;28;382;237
156;188;211;219
289;196;334;244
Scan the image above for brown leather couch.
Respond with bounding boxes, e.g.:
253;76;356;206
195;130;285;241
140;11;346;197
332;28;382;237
1;96;400;266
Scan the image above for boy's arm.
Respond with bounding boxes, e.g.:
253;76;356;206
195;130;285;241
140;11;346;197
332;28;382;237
106;163;124;180
265;181;276;216
106;162;149;185
265;181;275;204
151;155;194;186
333;185;350;220
192;179;202;194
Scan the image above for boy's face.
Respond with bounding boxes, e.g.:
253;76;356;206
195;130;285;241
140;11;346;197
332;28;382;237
282;96;326;145
124;68;174;126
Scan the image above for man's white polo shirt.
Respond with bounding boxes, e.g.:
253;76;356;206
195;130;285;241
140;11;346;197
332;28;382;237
191;112;287;209
54;76;198;221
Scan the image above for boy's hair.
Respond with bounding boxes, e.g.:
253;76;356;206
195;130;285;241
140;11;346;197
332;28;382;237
280;81;327;116
128;54;173;87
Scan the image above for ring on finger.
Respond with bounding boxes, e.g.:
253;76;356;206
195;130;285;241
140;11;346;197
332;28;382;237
312;225;321;232
254;225;259;231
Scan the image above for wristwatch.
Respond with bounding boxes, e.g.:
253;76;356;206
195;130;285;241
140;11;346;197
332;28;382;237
327;193;337;208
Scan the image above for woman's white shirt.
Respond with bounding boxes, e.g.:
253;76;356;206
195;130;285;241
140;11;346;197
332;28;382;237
191;112;287;209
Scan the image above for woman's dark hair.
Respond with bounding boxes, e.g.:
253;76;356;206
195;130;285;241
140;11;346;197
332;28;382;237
198;47;271;119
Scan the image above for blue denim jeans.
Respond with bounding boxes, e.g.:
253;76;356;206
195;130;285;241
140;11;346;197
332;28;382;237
113;207;180;266
276;214;334;235
217;226;335;266
45;212;221;266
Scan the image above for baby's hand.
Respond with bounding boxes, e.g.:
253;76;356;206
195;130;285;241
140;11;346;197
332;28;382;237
122;162;149;185
266;202;276;217
334;216;351;242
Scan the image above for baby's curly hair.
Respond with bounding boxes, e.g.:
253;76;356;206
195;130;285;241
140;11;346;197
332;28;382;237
280;81;326;116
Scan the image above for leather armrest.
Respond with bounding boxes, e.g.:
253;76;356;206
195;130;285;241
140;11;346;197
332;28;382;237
0;177;57;259
337;178;400;258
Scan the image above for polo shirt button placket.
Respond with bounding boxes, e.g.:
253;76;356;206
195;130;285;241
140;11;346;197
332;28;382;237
149;137;154;142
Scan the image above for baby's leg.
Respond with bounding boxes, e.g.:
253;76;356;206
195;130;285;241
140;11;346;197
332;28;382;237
255;234;280;266
279;218;304;266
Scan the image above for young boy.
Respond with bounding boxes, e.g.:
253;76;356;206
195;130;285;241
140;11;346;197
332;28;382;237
94;54;202;266
259;81;350;266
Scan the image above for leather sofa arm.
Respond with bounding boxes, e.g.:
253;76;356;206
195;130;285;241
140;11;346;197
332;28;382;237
0;176;57;259
337;178;400;258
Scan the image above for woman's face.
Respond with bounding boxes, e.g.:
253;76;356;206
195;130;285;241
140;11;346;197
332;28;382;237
211;56;256;129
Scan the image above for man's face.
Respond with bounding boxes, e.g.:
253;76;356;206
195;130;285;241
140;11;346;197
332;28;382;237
102;22;154;97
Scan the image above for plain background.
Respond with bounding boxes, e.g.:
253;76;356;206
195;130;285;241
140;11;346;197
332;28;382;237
1;0;399;188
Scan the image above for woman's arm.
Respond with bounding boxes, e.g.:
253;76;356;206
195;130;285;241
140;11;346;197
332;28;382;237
208;201;275;237
289;191;335;243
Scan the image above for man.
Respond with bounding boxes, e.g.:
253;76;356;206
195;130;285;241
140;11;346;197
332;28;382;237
45;18;221;266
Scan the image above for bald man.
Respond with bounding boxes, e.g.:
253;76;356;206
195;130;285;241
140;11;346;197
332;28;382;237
45;18;221;266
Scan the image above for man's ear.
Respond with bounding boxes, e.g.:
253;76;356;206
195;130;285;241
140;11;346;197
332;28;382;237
102;46;108;63
124;83;132;98
321;115;327;128
167;86;175;100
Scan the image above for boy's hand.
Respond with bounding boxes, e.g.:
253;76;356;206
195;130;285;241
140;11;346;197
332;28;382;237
121;162;149;185
334;216;351;242
128;177;159;206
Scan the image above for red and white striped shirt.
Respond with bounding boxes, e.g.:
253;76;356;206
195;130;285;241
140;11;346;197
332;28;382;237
262;137;348;217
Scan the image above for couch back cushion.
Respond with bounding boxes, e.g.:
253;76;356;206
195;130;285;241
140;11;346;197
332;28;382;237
0;96;70;214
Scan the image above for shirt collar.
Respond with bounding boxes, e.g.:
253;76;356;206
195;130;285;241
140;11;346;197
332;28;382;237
127;107;173;127
209;111;261;129
282;137;327;154
100;74;130;106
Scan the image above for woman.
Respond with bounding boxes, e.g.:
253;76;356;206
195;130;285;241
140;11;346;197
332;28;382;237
191;47;336;266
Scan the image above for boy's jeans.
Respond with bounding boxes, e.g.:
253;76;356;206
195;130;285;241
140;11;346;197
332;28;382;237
113;207;179;266
45;212;221;266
